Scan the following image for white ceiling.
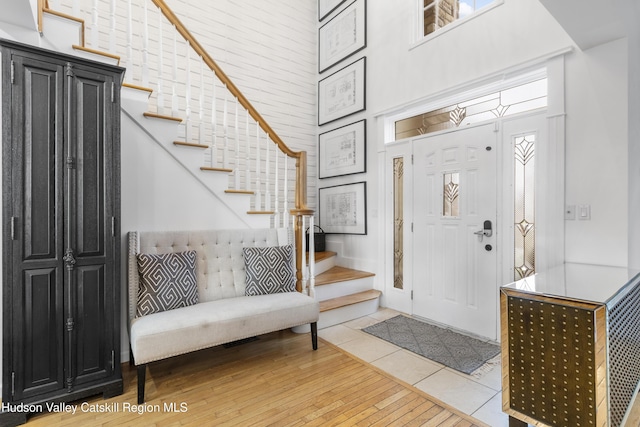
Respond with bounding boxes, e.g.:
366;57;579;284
538;0;637;50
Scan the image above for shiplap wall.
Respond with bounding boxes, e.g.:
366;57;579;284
55;0;318;210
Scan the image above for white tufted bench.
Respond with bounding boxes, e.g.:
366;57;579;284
127;228;319;403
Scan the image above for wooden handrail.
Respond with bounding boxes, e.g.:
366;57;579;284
150;0;309;212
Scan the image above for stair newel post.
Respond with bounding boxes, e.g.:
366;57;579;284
234;97;240;189
156;12;164;115
265;133;271;212
255;122;262;211
184;48;192;143
198;59;204;146
142;0;149;87
308;215;316;298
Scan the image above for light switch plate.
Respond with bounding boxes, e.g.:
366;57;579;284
577;204;591;220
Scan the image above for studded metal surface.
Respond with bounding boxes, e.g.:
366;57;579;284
607;279;640;427
507;296;597;426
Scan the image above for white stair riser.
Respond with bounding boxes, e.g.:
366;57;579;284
310;255;336;276
317;298;380;330
42;13;82;53
314;276;374;302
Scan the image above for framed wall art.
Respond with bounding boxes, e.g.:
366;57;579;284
319;181;367;235
319;0;367;73
319;119;366;179
318;57;366;126
318;0;347;21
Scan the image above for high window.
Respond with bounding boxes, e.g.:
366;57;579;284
421;0;497;37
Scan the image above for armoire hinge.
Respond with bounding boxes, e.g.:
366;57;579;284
111;82;115;103
11;372;15;398
66;157;75;169
411;290;414;300
10;60;15;84
66;317;74;332
111;217;116;237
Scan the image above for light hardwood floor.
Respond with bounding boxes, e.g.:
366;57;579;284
23;330;487;426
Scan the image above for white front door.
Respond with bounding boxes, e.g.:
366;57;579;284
412;123;498;340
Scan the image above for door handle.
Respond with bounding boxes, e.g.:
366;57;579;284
474;220;493;241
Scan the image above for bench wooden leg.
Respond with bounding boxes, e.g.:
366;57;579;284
311;322;318;350
137;364;147;404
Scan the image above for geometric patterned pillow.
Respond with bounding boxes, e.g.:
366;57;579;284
243;244;296;296
136;250;198;317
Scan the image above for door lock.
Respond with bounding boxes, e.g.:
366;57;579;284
474;220;493;242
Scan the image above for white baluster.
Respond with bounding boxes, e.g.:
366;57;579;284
126;0;133;82
234;98;240;188
283;155;289;227
142;0;149;87
184;48;192;142
265;134;271;212
211;80;217;167
255;122;262;211
109;0;116;55
274;149;280;227
222;87;228;169
90;0;99;48
171;31;178;116
157;13;164;114
245;110;250;191
199;60;204;146
301;215;308;295
308;215;316;298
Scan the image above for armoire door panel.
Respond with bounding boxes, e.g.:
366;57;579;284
72;73;107;258
21;62;62;261
18;268;65;399
74;265;111;383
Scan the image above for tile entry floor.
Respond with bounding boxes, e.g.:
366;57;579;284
320;308;640;427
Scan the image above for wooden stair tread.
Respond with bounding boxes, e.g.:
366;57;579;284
143;111;183;122
72;44;120;62
173;141;208;149
225;189;254;195
200;166;232;173
315;266;375;286
306;251;337;263
123;82;153;93
247;211;275;215
319;290;382;312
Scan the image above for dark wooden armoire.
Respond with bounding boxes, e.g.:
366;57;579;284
1;39;124;425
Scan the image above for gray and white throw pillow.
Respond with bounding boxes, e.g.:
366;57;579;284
243;244;296;296
137;250;198;316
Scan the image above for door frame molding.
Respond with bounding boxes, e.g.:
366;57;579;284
380;54;567;335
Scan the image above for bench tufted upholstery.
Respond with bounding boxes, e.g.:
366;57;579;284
127;228;319;403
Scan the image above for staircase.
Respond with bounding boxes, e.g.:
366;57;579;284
10;0;382;327
299;251;379;329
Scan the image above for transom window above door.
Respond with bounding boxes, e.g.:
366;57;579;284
420;0;500;39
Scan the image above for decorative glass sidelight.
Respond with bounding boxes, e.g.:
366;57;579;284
514;134;535;279
443;172;460;217
393;157;404;289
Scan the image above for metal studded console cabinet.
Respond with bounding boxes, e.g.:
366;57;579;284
500;263;640;427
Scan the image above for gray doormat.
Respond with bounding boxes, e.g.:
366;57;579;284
363;315;500;375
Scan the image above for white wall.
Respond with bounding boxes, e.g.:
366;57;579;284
319;0;631;286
